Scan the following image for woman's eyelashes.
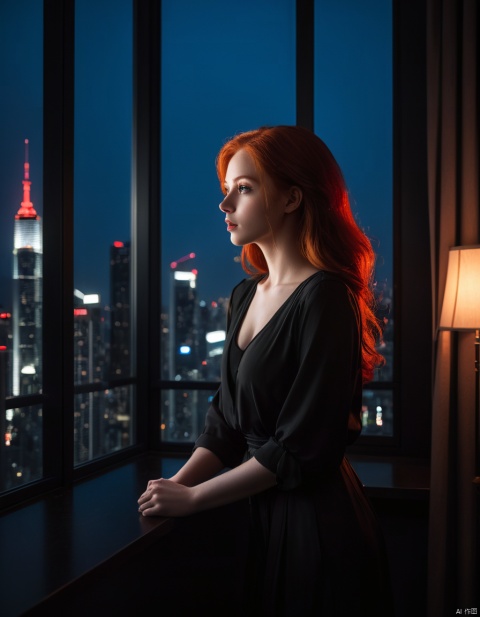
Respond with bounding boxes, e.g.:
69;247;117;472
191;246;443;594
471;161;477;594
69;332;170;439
223;183;252;196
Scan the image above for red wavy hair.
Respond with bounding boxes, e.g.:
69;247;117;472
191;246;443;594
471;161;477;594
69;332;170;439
216;125;384;383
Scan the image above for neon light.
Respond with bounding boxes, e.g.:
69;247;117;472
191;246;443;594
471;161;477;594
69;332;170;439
0;313;12;319
171;253;196;268
179;345;191;355
74;308;88;316
15;138;39;220
113;241;124;248
0;346;7;351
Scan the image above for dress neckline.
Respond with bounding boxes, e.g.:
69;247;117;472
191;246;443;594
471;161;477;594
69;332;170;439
234;270;324;352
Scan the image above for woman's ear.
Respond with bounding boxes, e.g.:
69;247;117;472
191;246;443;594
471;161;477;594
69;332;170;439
284;186;303;214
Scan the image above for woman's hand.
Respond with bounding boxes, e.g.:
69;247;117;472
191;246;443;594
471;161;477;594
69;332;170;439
138;456;277;518
138;478;197;517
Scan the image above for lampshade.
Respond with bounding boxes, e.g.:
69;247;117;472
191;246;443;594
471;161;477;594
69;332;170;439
439;245;480;330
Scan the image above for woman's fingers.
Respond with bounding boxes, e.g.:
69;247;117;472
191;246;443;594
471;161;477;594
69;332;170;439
137;479;195;517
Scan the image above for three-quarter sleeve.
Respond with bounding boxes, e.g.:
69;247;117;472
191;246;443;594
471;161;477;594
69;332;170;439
194;387;247;469
253;279;361;489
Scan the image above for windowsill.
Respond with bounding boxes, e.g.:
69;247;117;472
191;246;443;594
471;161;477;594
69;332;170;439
0;454;174;617
0;452;430;616
348;453;430;500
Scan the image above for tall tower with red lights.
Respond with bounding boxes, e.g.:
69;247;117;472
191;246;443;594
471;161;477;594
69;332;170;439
12;139;42;395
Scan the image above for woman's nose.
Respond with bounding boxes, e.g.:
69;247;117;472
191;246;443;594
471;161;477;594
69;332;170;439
219;196;233;212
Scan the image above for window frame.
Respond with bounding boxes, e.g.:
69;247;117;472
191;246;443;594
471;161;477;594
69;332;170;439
0;0;431;513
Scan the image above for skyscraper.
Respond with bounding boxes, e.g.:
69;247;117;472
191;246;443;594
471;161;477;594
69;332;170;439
12;140;42;396
165;255;200;441
110;240;131;379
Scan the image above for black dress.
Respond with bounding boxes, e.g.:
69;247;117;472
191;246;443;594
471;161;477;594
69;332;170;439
194;271;394;617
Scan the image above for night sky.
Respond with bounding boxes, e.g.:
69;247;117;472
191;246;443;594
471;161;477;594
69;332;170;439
0;0;392;312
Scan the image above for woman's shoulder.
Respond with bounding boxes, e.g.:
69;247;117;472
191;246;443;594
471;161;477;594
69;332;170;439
296;270;356;318
229;276;258;305
299;270;350;298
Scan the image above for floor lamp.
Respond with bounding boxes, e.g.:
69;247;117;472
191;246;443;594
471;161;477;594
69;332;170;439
438;245;480;601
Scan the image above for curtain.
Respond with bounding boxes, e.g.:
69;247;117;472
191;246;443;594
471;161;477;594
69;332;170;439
427;0;479;615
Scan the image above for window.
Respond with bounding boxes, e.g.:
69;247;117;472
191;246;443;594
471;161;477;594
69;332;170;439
74;0;134;464
0;0;430;510
314;0;394;437
0;0;44;490
160;0;296;442
159;0;394;444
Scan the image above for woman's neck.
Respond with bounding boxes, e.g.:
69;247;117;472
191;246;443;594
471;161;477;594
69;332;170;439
255;237;322;287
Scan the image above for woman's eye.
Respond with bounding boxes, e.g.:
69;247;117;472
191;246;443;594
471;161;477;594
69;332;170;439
238;185;251;193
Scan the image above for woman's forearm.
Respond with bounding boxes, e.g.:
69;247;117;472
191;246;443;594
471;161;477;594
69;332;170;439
138;455;277;517
169;446;225;486
191;456;277;512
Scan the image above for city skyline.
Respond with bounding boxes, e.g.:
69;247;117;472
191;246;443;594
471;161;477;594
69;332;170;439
0;0;393;315
0;137;393;314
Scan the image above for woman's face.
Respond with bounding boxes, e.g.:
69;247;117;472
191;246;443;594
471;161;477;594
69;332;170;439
219;149;284;247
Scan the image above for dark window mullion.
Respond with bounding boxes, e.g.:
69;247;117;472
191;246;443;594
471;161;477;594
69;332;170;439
296;0;314;130
43;0;75;484
133;0;161;451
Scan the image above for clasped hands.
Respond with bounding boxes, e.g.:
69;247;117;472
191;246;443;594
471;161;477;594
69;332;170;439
138;478;196;517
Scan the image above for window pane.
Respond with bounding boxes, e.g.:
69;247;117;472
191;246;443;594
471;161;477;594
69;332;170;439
314;0;393;382
362;389;393;437
0;1;43;398
0;1;43;494
74;0;134;464
1;405;43;491
160;0;295;442
314;0;394;441
161;389;216;443
74;385;134;465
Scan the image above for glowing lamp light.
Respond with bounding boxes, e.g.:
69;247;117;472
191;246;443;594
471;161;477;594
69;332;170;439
0;346;7;351
74;308;88;316
439;245;480;488
0;312;11;319
439;246;480;330
113;241;124;248
179;345;191;355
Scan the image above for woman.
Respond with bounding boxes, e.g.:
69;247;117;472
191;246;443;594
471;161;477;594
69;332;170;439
138;126;394;616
